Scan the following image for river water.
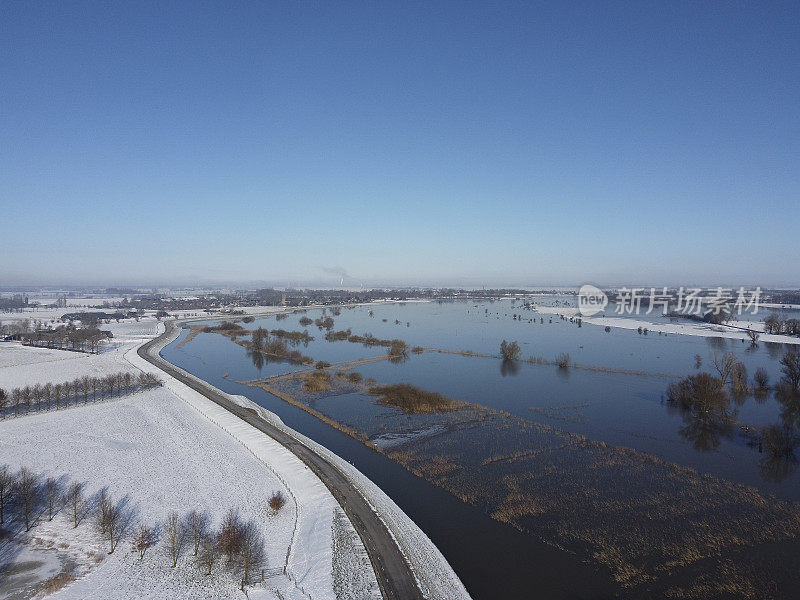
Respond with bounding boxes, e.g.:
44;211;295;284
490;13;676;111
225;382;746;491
162;298;800;599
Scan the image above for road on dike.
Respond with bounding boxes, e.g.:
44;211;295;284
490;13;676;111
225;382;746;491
138;321;426;600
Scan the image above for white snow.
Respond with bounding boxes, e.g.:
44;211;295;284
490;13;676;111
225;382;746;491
226;398;472;600
142;323;471;600
530;305;800;345
0;317;382;600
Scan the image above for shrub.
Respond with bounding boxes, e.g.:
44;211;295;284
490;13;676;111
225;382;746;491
555;353;570;368
368;384;456;413
500;340;521;361
268;491;286;512
781;349;800;390
315;317;335;330
754;367;769;390
315;361;331;370
666;373;729;415
388;339;408;358
762;424;798;458
325;329;351;341
346;372;363;384
302;371;332;393
731;361;749;395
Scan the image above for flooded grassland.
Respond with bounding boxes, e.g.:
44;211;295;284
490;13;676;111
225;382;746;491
166;299;800;599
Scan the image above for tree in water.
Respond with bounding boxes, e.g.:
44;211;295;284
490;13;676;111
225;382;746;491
500;340;521;361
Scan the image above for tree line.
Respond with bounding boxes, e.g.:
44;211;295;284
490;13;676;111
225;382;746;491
0;465;278;591
20;326;112;353
764;314;800;336
0;371;162;419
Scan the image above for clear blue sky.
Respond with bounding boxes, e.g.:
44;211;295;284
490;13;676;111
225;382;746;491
2;2;798;288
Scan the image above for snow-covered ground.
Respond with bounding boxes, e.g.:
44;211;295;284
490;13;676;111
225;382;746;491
0;316;381;600
144;322;472;600
531;305;800;345
229;398;471;600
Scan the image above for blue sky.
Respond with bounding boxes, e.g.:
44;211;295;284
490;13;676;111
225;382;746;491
2;2;798;287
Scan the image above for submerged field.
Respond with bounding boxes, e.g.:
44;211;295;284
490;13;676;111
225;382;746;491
164;298;800;599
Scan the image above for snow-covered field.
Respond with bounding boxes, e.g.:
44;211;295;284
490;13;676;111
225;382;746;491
531;304;800;345
0;315;381;600
230;398;471;600
143;323;472;600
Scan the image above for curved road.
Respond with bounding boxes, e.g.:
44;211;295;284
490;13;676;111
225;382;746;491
138;322;424;600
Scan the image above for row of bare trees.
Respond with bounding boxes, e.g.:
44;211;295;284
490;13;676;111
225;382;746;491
764;314;800;336
21;326;111;353
709;349;800;396
0;465;271;591
0;371;162;419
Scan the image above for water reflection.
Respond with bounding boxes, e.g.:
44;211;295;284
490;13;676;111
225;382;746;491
500;360;520;377
764;341;785;360
777;386;800;429
759;424;799;483
666;373;737;451
247;347;265;372
677;414;735;451
706;337;727;351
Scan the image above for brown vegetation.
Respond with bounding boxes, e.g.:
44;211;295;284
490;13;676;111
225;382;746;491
268;491;286;512
500;340;521;361
301;370;332;393
368;384;458;413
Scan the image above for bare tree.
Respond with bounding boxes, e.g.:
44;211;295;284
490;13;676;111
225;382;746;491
186;510;209;556
15;467;40;531
197;533;217;575
96;488;110;535
44;477;60;521
0;388;8;418
80;376;91;403
765;313;784;334
712;352;737;385
500;340;521;361
731;361;749;396
237;520;266;591
746;329;760;346
0;465;14;524
104;375;115;399
105;497;123;553
67;482;84;527
32;384;43;413
53;384;62;410
754;367;769;391
71;378;82;405
12;388;22;416
133;524;157;560
43;383;52;410
164;511;184;567
22;386;32;413
62;381;73;407
781;349;800;391
216;508;243;563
